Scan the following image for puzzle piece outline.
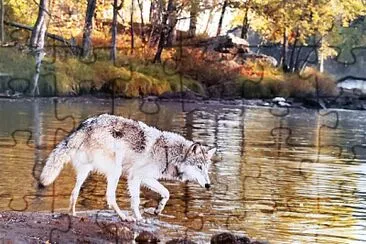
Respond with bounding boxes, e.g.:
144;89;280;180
2;4;366;243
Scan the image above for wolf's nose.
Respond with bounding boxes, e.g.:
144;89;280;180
205;184;211;190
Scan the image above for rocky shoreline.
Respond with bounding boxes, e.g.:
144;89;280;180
0;211;266;244
1;87;366;111
158;88;366;110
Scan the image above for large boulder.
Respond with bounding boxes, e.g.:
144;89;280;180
211;232;265;244
236;53;278;67
211;232;237;244
206;34;250;54
202;34;277;67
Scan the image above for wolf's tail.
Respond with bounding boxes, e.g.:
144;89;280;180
40;140;71;186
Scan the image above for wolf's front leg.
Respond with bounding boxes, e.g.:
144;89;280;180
142;178;170;215
127;178;143;221
107;173;135;222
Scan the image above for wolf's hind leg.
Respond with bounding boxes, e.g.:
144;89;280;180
69;166;92;216
142;178;170;215
106;173;135;222
127;177;143;221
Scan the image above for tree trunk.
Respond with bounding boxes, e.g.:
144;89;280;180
216;0;228;37
29;0;49;96
166;0;176;47
288;43;297;72
319;51;324;73
149;0;161;25
81;0;97;58
147;0;161;47
153;0;174;63
110;0;124;63
204;8;214;35
130;0;135;54
281;28;288;72
0;0;4;43
111;0;118;63
318;38;323;72
288;30;299;72
137;0;145;41
188;0;198;38
149;0;153;22
30;0;49;49
241;2;250;39
294;45;302;72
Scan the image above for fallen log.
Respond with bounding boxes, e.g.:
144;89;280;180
4;20;76;48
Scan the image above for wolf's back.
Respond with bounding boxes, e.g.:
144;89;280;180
40;137;73;186
39;115;102;186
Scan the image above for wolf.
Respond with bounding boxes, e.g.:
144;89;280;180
39;113;216;222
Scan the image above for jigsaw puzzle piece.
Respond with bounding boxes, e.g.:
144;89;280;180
8;28;31;45
6;78;31;96
0;129;38;211
333;46;366;66
49;213;72;243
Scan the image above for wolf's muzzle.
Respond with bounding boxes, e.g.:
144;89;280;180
205;183;211;190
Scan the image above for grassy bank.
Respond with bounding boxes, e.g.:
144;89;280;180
0;36;337;98
0;46;202;97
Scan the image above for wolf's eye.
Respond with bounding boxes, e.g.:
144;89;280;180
198;165;202;170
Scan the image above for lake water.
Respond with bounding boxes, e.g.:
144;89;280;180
1;98;366;243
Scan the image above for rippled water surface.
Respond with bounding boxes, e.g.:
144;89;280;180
1;98;366;243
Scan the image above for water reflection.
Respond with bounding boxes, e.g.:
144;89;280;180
0;98;366;243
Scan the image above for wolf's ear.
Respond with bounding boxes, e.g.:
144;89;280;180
191;143;199;154
207;148;216;159
184;143;200;159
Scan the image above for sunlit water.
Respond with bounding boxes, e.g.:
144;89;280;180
1;98;366;243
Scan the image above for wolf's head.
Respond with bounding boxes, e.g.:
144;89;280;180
176;143;216;189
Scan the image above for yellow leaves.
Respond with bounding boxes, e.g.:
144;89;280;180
7;0;39;25
312;12;320;23
232;0;365;46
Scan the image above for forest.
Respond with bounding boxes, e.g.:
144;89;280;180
0;0;365;98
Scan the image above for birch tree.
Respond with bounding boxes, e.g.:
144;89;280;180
149;0;161;26
30;0;49;96
188;0;199;38
111;0;124;63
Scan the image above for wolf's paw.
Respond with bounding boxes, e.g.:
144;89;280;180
143;207;156;215
154;208;161;215
137;217;146;223
135;214;144;222
154;206;165;215
120;215;136;222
